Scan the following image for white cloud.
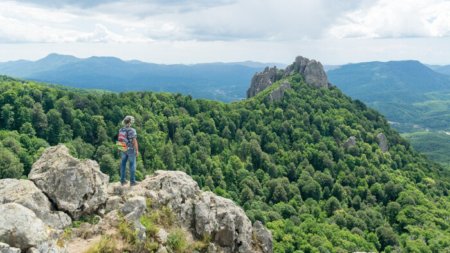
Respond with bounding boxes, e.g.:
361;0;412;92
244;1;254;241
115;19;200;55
76;24;152;43
328;0;450;39
0;1;151;43
0;0;450;64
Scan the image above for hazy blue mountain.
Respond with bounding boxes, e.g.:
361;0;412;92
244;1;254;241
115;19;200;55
0;54;287;103
434;65;450;76
327;60;450;130
424;64;443;70
323;65;341;72
328;60;450;103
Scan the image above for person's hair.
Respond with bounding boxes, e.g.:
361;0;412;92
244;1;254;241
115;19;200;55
122;116;135;127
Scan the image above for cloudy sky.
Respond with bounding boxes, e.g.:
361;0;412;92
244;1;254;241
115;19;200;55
1;0;450;64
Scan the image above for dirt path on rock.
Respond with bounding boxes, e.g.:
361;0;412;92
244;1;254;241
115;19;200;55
66;235;101;253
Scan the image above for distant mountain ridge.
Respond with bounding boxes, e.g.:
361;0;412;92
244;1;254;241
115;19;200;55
328;60;450;167
0;54;287;103
328;60;450;103
434;65;450;76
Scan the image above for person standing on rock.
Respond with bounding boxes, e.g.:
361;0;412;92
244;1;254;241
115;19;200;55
118;116;139;186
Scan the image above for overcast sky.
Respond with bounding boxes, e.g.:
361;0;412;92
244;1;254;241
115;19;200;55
1;0;450;65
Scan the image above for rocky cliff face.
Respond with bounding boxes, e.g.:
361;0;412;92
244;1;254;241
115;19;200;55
246;55;330;99
267;80;291;102
376;133;389;152
0;145;273;253
246;66;279;98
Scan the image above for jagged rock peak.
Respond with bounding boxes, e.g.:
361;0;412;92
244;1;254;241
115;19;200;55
246;55;329;99
282;56;329;88
247;66;280;98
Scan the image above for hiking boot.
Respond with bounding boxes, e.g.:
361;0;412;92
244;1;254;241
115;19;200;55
130;181;140;187
121;180;129;186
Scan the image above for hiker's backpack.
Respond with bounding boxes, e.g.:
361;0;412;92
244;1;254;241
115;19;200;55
116;128;133;151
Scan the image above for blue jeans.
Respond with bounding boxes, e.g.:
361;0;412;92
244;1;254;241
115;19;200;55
120;150;136;183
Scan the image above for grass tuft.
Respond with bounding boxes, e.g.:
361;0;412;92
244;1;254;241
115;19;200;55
167;229;188;252
85;235;118;253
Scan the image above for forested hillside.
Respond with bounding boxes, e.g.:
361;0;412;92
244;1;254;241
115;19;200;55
1;74;450;252
328;61;450;168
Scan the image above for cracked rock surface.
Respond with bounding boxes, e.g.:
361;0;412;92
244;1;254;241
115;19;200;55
109;170;274;253
0;179;71;231
29;145;109;220
0;203;65;252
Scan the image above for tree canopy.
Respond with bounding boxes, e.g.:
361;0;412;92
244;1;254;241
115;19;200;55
1;74;450;252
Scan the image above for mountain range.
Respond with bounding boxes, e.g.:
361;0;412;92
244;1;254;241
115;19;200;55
327;60;450;128
0;54;286;103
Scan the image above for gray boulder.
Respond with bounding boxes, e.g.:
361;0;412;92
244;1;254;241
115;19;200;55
303;60;329;88
0;203;65;252
267;80;291;102
156;228;169;244
253;221;273;253
376;133;389;152
109;170;273;253
344;136;357;151
0;243;20;253
105;196;122;211
247;66;279;98
29;145;109;220
0;179;71;231
195;192;255;252
283;56;329;88
120;196;147;242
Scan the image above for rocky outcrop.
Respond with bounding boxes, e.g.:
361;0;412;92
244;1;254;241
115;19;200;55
120;196;147;242
252;221;273;253
108;170;273;253
376;133;389;152
247;67;279;98
29;145;109;220
0;179;71;231
283;56;329;88
344;136;357;151
0;145;273;253
0;203;65;252
246;55;329;99
267;80;291;102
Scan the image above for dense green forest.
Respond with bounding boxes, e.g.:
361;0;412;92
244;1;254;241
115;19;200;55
1;74;450;252
327;61;450;168
0;75;110;95
403;131;450;169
